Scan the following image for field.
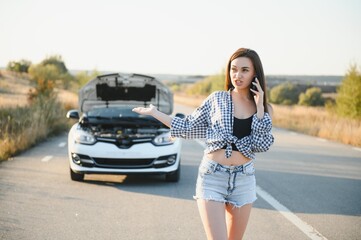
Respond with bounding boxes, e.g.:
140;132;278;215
0;71;78;161
0;71;78;109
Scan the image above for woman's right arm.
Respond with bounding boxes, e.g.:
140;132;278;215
133;94;212;139
132;104;172;128
170;97;211;139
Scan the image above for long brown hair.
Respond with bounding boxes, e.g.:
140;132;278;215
225;48;269;113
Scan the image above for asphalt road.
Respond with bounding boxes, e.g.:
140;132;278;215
0;104;360;240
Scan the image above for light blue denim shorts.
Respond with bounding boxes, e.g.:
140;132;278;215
194;156;257;208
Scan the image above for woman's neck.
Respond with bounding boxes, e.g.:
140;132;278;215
231;88;253;101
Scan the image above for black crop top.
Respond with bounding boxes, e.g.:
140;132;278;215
222;115;253;151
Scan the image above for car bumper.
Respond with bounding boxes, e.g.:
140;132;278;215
68;140;181;175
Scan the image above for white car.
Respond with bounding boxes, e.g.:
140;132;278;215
66;73;183;182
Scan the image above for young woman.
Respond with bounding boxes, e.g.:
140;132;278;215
133;48;274;240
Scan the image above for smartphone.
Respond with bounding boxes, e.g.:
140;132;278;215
250;77;258;95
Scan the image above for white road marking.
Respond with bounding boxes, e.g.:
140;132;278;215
316;138;327;142
256;186;328;240
58;142;66;147
352;147;361;152
195;139;206;148
194;139;328;240
41;155;53;162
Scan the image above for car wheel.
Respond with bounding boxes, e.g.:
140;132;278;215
70;168;84;181
165;164;180;182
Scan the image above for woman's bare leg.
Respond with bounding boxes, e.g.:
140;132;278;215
197;199;228;240
225;203;252;240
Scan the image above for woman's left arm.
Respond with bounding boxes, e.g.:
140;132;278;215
251;110;274;152
251;78;274;152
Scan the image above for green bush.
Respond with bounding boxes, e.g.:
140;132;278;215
74;70;100;87
336;65;361;118
269;82;300;105
169;83;182;93
6;59;32;73
186;72;224;96
298;87;325;106
28;64;59;100
38;55;74;89
41;55;68;74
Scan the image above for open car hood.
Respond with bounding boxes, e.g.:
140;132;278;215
79;73;173;114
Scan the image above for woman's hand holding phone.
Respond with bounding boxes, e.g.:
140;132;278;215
250;77;265;118
250;77;258;96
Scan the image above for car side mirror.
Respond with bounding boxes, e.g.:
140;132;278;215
175;113;185;119
66;110;80;119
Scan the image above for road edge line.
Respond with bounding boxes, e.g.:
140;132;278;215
193;139;328;240
256;186;328;240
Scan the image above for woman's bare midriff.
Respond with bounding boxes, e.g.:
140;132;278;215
206;149;252;166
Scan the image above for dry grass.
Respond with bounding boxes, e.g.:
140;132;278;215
272;105;361;147
56;88;78;110
0;107;48;160
174;93;204;108
0;71;33;108
0;70;78;161
0;94;72;160
174;93;361;147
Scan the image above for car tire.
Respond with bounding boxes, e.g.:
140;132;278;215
70;168;84;181
165;164;180;182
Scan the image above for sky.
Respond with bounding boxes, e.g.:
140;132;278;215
1;0;360;76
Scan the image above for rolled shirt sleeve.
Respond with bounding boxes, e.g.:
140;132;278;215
251;112;274;152
170;98;210;139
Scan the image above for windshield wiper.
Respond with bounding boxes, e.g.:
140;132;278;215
88;116;112;120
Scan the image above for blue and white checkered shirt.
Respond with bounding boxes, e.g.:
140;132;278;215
170;90;274;159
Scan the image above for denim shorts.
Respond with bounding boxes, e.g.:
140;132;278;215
194;156;257;208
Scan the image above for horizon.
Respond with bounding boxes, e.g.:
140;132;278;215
0;66;345;78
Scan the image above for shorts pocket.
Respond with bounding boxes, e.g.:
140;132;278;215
244;163;255;176
198;161;217;176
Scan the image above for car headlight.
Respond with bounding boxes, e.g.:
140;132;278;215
74;130;96;145
153;132;175;146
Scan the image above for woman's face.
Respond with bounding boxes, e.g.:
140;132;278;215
230;57;255;91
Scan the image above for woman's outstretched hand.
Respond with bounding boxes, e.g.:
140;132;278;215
132;104;173;128
132;104;157;116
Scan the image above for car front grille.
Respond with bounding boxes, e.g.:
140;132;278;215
97;137;153;149
92;157;155;169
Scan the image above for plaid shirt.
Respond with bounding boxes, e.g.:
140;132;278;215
170;90;274;159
